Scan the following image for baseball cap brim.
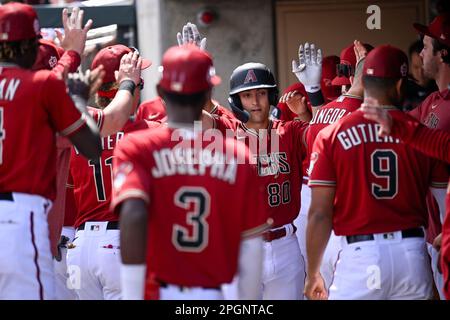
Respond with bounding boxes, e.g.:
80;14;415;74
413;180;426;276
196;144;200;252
229;83;277;95
331;76;351;86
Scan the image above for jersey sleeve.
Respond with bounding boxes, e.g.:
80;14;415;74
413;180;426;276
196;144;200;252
88;107;105;132
288;120;309;161
308;128;337;187
111;135;152;213
236;146;272;238
390;112;450;163
42;72;86;137
52;50;81;75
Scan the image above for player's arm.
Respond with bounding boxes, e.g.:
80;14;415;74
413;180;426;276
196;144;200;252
305;186;335;300
119;198;147;300
344;40;367;98
100;51;143;137
362;98;450;163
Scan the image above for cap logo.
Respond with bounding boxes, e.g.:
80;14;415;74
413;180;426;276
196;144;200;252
366;68;374;75
208;66;216;83
49;56;57;68
400;63;407;77
244;69;257;84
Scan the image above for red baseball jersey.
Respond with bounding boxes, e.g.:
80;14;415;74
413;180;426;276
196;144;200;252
309;108;448;236
306;94;363;158
214;116;308;228
136;97;167;122
443;188;450;300
209;101;236;119
409;88;450;243
112;126;270;287
64;172;77;227
0;65;85;200
70;109;161;228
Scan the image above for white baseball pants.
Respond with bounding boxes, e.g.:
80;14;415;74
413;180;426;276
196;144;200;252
66;221;121;300
0;193;55;299
53;226;77;300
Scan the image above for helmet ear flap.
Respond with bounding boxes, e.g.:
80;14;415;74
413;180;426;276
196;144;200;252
269;88;279;107
228;95;249;123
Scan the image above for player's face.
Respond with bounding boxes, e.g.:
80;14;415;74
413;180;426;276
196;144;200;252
420;36;440;79
239;88;270;125
410;52;428;87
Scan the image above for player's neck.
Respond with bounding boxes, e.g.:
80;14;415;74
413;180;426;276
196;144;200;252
203;100;216;113
245;118;270;131
365;94;394;107
435;65;450;92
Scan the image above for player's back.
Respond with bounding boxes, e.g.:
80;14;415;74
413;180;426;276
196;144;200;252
114;126;268;287
309;108;447;236
306;94;362;156
0;66;82;199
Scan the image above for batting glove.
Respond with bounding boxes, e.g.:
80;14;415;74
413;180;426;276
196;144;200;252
176;22;207;51
292;42;322;93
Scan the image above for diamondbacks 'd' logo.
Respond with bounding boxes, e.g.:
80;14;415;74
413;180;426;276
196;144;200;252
244;69;257;84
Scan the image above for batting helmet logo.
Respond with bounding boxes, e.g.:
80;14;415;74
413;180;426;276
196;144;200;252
244;69;258;84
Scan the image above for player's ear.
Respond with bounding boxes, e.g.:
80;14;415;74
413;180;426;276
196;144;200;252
349;76;355;85
439;49;448;62
395;78;403;96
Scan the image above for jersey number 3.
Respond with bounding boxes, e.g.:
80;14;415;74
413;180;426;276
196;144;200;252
172;187;210;252
371;149;398;199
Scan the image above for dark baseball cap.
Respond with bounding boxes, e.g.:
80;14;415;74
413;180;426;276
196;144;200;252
0;2;40;42
159;44;221;94
91;44;151;84
414;13;450;47
363;45;408;79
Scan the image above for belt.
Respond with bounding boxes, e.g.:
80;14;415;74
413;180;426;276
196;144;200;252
0;192;13;201
346;228;424;244
158;280;221;291
77;221;119;231
262;223;297;242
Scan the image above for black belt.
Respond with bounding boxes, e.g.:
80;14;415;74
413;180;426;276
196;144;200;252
77;221;119;231
158;280;221;291
346;228;424;244
0;192;13;201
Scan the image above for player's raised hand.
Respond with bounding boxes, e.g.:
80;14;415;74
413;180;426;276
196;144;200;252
55;7;93;55
67;66;104;103
304;274;328;300
354;40;368;66
292;42;322;93
361;97;393;136
115;51;142;85
176;22;207;50
279;90;309;116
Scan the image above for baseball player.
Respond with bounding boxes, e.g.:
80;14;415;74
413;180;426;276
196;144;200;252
28;7;100;300
292;41;371;290
305;45;448;300
0;2;101;299
207;60;310;300
114;44;270;300
362;98;450;300
409;13;450;299
66;45;150;300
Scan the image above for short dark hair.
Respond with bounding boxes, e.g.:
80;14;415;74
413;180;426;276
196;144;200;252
160;88;209;109
432;38;450;65
408;40;423;58
0;38;38;62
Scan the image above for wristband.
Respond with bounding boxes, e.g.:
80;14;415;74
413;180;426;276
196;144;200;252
119;80;136;96
306;90;325;107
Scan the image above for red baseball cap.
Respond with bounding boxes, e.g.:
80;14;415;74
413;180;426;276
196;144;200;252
32;39;61;71
414;13;450;47
91;44;152;84
363;45;408;79
332;43;374;86
0;2;40;42
159;44;221;94
321;55;341;101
